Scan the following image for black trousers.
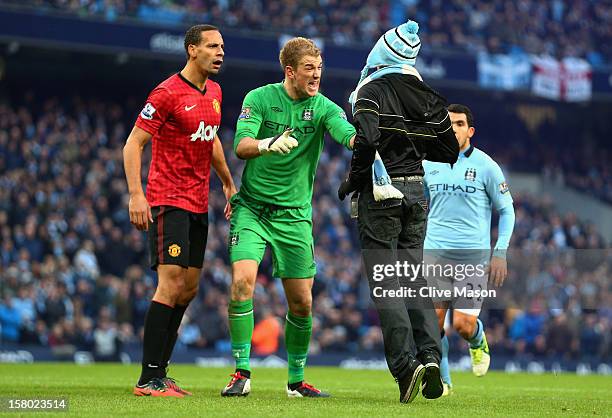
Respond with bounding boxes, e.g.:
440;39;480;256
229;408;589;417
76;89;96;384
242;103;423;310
357;179;441;380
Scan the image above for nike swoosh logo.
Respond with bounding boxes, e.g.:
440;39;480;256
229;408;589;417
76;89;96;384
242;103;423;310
185;105;196;111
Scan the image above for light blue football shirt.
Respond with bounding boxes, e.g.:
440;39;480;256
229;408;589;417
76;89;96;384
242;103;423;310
423;145;513;250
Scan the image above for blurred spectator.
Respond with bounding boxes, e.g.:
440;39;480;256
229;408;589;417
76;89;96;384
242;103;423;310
580;314;605;360
508;301;547;356
131;280;151;334
546;313;577;360
47;323;67;347
252;307;281;356
74;241;100;280
41;285;66;326
113;282;132;325
93;308;121;362
0;294;22;342
178;314;205;348
74;317;95;351
523;302;546;353
193;288;229;349
11;285;36;334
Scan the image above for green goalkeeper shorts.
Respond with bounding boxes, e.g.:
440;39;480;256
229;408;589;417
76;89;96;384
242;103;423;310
228;193;316;279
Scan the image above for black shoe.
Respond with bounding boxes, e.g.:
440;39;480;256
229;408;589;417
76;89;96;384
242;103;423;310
221;371;251;397
418;351;443;399
421;363;444;399
287;382;330;398
398;358;425;404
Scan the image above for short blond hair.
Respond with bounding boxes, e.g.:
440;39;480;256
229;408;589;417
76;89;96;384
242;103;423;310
279;37;321;70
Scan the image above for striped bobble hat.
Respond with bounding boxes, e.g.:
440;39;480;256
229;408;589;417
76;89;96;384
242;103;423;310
357;20;421;85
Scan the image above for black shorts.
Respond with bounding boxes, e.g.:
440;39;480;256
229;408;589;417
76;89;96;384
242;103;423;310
148;205;209;271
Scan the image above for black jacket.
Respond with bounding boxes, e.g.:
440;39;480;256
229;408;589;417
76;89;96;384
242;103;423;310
348;73;459;183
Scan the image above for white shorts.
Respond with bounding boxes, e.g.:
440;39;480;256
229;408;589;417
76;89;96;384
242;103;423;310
423;250;490;317
454;307;482;317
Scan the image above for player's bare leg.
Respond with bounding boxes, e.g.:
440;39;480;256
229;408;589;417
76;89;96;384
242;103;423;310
155;265;187;304
453;311;477;339
282;278;329;398
222;260;258;397
134;265;186;397
230;260;258;302
454;311;489;377
176;267;200;304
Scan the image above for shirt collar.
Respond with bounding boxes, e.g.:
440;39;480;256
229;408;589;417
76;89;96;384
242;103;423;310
460;145;474;158
178;73;207;95
279;81;315;103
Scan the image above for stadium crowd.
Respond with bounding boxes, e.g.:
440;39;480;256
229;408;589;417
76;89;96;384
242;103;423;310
0;94;609;364
4;0;611;66
541;150;612;204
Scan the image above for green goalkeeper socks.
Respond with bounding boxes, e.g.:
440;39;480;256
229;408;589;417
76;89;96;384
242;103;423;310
229;299;254;372
285;311;312;384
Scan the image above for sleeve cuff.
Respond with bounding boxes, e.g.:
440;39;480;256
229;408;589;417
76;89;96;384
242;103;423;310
492;248;507;259
134;120;157;136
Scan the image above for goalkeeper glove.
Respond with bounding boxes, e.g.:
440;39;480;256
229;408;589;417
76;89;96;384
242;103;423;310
258;129;298;155
372;152;404;201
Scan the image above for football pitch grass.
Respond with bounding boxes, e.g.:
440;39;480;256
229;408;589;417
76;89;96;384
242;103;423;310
0;363;610;417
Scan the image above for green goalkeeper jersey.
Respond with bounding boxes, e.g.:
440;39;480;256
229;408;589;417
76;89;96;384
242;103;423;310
234;82;356;207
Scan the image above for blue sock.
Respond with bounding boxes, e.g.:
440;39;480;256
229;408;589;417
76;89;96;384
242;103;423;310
440;335;452;386
468;318;484;349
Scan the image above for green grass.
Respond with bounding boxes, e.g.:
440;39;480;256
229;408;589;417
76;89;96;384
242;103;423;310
0;364;610;417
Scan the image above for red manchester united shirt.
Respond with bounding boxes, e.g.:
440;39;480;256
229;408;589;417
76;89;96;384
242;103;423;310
135;73;222;213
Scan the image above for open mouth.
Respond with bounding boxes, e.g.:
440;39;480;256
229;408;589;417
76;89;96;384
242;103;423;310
307;81;319;90
212;60;223;67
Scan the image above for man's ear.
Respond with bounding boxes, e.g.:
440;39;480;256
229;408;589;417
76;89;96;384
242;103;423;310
285;66;295;79
188;44;197;59
468;126;475;138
